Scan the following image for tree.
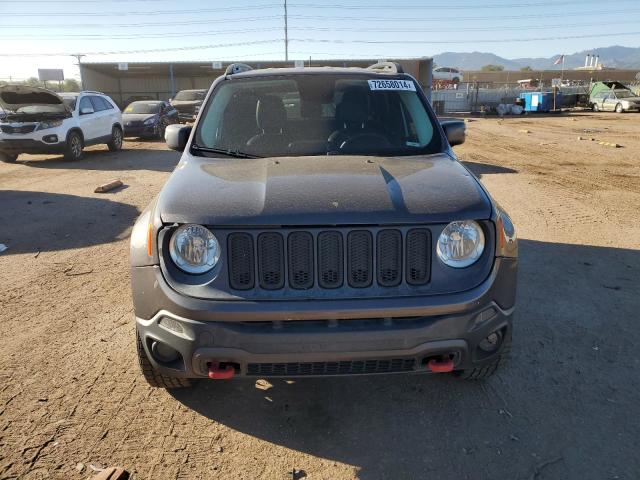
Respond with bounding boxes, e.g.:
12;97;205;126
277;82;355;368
520;66;533;72
63;79;80;92
481;64;505;72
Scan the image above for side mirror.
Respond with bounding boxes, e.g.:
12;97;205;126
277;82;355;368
80;107;94;115
165;124;191;151
440;119;466;146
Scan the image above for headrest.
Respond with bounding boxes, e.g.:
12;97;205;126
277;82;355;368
256;95;286;133
336;88;369;129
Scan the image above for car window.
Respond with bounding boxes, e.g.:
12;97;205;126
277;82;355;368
124;102;161;114
174;91;206;101
89;96;110;112
79;96;93;113
195;74;440;157
100;97;114;109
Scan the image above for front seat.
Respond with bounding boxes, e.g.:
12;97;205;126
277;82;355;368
246;95;288;155
328;88;390;153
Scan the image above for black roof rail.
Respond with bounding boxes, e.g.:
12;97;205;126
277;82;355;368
225;63;253;75
367;61;404;74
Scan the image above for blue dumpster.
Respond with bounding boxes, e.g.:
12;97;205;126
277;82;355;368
519;92;562;112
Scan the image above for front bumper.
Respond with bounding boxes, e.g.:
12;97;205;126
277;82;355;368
123;125;156;138
134;257;517;378
0;138;66;154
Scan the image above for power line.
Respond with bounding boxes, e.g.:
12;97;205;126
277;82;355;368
288;0;633;7
291;31;640;44
5;18;640;40
3;0;635;16
1;3;280;16
2;9;636;28
0;27;283;40
0;39;284;57
288;9;640;22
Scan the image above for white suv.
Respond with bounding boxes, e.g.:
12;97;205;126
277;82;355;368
0;85;123;162
433;67;463;84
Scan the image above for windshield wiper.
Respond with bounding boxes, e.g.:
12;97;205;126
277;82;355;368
191;143;260;158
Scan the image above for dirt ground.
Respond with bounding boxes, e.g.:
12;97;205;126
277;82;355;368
1;112;639;480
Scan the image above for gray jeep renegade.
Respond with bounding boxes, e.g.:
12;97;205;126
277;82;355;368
130;62;517;388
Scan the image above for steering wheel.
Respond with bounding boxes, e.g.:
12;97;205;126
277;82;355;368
335;132;391;153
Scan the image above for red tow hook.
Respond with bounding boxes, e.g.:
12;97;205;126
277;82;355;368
427;357;454;373
208;363;236;380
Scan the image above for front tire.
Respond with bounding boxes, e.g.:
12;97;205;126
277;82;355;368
615;103;624;113
64;131;84;161
107;126;123;151
0;152;18;163
136;331;192;389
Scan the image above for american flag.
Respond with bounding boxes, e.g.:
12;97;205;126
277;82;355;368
554;55;565;65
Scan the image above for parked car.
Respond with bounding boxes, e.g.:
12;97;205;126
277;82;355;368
169;89;206;123
122;100;178;139
590;89;640;113
131;62;517;388
0;85;122;162
433;67;463;83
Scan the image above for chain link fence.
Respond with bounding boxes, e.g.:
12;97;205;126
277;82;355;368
432;82;592;114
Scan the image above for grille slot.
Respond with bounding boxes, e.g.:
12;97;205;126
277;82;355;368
1;124;37;134
377;229;402;287
406;229;431;285
227;233;254;290
288;232;314;289
247;358;415;376
317;231;343;288
347;231;373;288
257;233;284;290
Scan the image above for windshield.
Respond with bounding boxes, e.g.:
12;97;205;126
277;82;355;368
174;90;205;101
614;89;635;99
124;102;161;114
195;74;440;157
61;96;77;110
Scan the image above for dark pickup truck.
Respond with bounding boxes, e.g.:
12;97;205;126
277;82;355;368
131;62;517;388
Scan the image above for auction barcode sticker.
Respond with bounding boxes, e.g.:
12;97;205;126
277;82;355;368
368;79;416;91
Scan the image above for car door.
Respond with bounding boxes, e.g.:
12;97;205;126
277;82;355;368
77;96;99;141
89;96;112;138
163;102;179;123
603;92;616;111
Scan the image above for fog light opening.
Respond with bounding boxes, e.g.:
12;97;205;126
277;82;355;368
151;340;180;363
479;330;503;353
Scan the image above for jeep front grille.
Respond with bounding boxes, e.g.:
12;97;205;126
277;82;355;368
226;227;431;292
246;358;416;376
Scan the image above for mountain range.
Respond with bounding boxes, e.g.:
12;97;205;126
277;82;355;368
433;45;640;71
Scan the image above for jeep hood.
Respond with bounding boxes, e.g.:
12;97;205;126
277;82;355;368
157;153;492;226
0;85;68;114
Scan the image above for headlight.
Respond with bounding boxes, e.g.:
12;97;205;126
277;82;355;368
436;220;485;268
143;116;157;125
169;224;220;274
36;119;63;130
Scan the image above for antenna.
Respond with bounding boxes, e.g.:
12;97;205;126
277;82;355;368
283;0;289;62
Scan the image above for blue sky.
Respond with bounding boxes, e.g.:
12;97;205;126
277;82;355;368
1;0;639;80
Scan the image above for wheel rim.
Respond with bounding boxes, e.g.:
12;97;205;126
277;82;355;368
71;136;82;158
114;129;122;147
616;104;622;113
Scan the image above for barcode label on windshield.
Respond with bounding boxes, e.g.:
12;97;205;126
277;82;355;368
368;79;416;91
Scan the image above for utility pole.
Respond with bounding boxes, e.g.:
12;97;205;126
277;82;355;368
71;54;85;90
284;0;289;62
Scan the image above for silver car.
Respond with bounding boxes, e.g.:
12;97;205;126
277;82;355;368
591;89;640;113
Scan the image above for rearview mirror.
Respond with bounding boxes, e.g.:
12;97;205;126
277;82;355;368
165;124;191;151
440;119;466;146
